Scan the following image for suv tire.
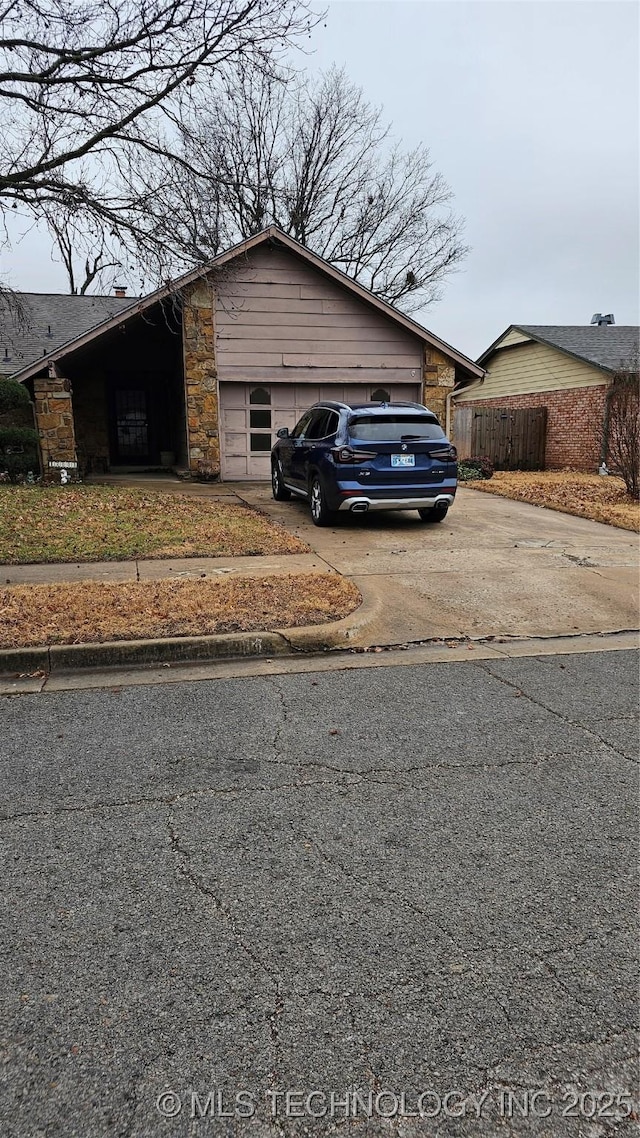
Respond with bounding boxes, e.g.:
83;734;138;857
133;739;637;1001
309;474;334;527
418;506;448;523
271;459;291;501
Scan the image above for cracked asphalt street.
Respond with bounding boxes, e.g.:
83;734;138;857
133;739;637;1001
1;649;638;1137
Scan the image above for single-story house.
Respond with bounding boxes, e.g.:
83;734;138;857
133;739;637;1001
2;226;483;481
453;323;639;470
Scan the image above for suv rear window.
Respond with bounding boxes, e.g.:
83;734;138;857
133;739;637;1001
347;415;445;442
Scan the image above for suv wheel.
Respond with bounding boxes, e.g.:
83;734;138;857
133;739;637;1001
271;459;291;501
309;475;333;526
418;506;448;523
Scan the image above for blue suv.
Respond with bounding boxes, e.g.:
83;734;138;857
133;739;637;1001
271;400;457;526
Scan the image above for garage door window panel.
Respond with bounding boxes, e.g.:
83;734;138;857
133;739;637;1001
249;386;272;452
250;434;272;452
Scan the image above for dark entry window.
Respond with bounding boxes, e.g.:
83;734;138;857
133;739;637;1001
249;386;272;452
115;390;149;457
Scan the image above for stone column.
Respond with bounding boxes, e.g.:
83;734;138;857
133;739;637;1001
182;280;220;478
422;346;456;428
33;375;78;479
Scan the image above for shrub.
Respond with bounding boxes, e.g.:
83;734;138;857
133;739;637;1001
0;378;31;414
0;426;40;482
457;462;483;482
475;455;495;479
457;456;494;482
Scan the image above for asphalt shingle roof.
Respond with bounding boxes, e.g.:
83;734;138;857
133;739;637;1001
512;325;639;373
0;292;135;378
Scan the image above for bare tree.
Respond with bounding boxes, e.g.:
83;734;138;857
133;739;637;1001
0;0;318;252
39;205;129;294
138;66;468;310
604;356;640;499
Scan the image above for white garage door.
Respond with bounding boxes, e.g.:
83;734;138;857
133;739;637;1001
219;381;421;480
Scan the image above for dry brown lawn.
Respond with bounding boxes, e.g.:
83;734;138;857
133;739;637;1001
0;485;308;564
0;574;361;649
468;471;639;531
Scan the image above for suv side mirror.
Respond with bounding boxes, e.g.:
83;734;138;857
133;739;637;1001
276;427;289;438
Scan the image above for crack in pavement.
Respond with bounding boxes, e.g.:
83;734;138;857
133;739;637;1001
166;813;282;985
472;660;639;768
2;733;632;827
0;776;360;824
529;950;616;1022
288;827;616;1029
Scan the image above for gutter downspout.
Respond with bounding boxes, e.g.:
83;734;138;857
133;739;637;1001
445;385;461;439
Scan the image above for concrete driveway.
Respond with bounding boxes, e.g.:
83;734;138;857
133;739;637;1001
234;484;639;645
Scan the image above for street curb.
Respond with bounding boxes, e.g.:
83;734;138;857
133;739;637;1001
0;586;380;675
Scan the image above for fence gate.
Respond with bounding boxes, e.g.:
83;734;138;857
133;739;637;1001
453;406;547;470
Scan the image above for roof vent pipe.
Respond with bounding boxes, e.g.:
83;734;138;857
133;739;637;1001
590;313;615;326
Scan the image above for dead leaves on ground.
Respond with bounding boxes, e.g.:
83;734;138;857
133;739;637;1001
0;486;308;564
0;574;362;649
469;472;639;531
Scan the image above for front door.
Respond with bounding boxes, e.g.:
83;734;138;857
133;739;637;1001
114;389;149;462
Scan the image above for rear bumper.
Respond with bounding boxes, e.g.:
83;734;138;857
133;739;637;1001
338;493;455;513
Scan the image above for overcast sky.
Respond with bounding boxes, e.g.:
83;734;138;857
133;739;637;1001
3;0;638;359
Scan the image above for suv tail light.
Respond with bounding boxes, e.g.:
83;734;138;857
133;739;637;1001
429;445;457;461
331;446;377;464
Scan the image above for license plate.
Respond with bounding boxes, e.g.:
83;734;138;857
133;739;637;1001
391;454;415;467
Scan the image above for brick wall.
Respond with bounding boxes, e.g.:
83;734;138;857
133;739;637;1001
454;385;609;470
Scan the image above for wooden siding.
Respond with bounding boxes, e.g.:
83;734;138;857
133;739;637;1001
496;328;533;349
214;245;423;385
455;340;609;402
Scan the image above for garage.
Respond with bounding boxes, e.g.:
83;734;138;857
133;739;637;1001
12;227;483;480
219;380;422;480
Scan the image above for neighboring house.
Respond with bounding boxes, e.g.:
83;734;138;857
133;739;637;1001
453;323;640;470
3;227;483;481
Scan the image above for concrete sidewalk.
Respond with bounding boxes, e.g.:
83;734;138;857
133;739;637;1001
1;551;329;585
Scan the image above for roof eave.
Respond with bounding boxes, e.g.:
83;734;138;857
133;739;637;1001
477;323;619;374
11;225;484;383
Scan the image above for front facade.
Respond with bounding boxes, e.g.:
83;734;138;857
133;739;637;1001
454;324;639;470
7;228;483;481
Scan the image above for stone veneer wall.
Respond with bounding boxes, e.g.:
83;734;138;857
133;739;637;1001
33;375;78;477
182;280;220;477
422;345;456;427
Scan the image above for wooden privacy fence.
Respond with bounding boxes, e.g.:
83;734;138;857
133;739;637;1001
453;406;547;470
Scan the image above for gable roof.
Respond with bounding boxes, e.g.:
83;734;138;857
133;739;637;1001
5;227;484;384
0;292;134;378
478;323;639;373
